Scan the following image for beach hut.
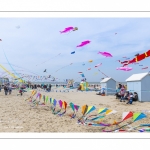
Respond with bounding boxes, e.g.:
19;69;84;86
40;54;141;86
126;72;150;102
100;78;116;95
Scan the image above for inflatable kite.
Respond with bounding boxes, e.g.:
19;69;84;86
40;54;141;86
116;67;132;71
60;26;78;33
120;50;150;66
142;67;148;69
89;60;93;63
43;69;46;72
98;51;113;57
71;51;75;54
76;40;91;47
95;63;102;67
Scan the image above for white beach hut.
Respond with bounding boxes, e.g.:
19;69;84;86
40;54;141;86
126;72;150;102
100;77;116;95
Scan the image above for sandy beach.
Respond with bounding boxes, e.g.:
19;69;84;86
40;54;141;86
0;87;150;133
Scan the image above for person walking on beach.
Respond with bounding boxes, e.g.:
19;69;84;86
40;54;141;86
8;85;12;95
49;84;52;91
0;85;1;92
4;85;8;95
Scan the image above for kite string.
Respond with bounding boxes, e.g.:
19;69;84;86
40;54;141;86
36;53;61;66
0;43;22;81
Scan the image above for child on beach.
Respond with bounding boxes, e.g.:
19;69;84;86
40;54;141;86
17;88;23;96
126;93;133;104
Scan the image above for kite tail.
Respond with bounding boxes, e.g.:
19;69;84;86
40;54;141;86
58;110;66;116
88;123;109;127
53;109;61;115
69;113;76;119
51;107;56;113
2;47;22;81
103;122;133;132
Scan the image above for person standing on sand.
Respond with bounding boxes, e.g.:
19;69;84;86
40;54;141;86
4;85;8;95
0;85;1;92
120;85;126;102
8;85;12;95
49;84;52;91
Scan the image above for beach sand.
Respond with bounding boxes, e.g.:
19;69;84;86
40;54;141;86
0;87;150;132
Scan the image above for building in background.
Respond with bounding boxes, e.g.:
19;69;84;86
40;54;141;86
100;77;116;95
0;78;9;85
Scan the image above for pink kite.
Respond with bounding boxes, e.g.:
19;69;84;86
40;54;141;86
95;63;102;67
76;40;91;47
60;26;78;33
142;67;148;69
116;66;132;71
98;51;113;57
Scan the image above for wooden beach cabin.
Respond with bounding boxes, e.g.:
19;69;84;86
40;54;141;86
126;72;150;102
100;78;116;95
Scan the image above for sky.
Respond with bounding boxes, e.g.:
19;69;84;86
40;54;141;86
0;18;150;82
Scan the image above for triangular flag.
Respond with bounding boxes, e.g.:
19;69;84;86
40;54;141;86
122;111;133;121
70;102;75;111
63;101;67;109
58;100;63;108
86;106;96;115
82;105;88;115
74;105;80;111
98;108;108;114
133;113;146;122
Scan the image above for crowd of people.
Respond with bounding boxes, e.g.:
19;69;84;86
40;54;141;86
0;84;12;95
115;84;138;104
